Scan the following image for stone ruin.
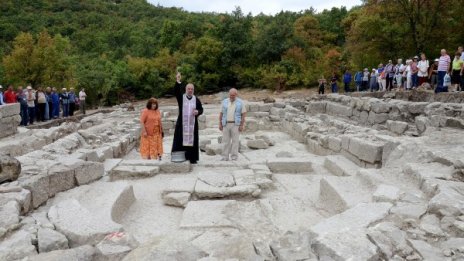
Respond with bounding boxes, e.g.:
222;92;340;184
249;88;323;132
0;91;463;261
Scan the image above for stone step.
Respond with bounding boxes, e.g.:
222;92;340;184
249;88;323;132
267;158;313;174
318;175;374;215
110;165;160;181
48;182;136;247
117;160;191;174
323;155;360;176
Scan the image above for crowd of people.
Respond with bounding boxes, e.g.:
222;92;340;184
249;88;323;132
319;47;464;94
0;85;87;126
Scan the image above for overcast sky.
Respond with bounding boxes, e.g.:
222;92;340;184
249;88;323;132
148;0;362;15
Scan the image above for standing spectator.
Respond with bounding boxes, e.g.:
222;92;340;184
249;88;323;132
369;68;378;92
429;59;439;90
16;86;28;126
36;87;46;122
60;88;70;117
69;88;77;116
377;64;385;91
417;53;429;87
46;87;53;120
140;98;164;160
330;72;338;93
4;85;17;104
451;52;464;92
411;56;419;89
318;77;326;94
437;49;451;93
79;88;87;114
26;86;36;125
394;59;405;90
362;68;369;91
0;85;4;105
458;46;464;61
343;70;352;93
219;88;246;161
404;59;412;90
354;71;363;92
385;60;394;91
51;87;60;118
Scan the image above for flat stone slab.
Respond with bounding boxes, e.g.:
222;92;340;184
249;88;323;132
162;176;198;195
180;200;237;229
118;160;191;173
110;165;159;181
232;169;273;188
48;183;135;247
323;155;360;176
194;180;261;199
198;171;235;187
48;199;123;247
309;203;392;261
22;245;95;261
163;192;191;208
267;158;313;174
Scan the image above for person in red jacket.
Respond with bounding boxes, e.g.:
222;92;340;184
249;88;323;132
4;85;17;103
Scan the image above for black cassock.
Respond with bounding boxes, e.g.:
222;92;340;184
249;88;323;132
171;81;204;163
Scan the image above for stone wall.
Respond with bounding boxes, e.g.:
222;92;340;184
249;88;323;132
350;90;464;103
305;94;464;134
0;104;20;139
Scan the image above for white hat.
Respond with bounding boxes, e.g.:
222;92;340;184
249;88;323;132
26;86;32;90
434;58;439;62
0;85;3;89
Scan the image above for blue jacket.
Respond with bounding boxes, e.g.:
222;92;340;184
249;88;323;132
221;98;243;126
0;92;4;105
354;72;363;82
343;73;352;83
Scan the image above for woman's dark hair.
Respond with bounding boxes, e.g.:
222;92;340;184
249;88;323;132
146;98;158;110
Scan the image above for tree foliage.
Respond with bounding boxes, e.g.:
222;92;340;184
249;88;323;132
0;0;462;103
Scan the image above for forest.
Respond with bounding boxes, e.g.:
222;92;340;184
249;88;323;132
0;0;463;104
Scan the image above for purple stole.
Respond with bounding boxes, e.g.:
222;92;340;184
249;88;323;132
182;94;196;146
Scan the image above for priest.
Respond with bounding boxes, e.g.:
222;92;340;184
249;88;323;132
171;72;204;164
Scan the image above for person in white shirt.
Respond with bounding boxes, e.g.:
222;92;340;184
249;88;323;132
79;88;87;114
417;53;429;87
394;59;405;89
403;60;412;90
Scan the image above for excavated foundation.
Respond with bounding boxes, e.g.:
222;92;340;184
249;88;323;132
0;91;463;261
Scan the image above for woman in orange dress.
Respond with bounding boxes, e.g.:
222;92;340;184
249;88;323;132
140;98;163;160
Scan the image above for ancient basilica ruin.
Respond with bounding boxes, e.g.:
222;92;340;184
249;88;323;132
0;91;464;260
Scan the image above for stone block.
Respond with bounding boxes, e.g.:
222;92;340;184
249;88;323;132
0;188;32;214
386;120;408;135
327;136;341;152
71;161;104;185
0;200;20;235
0;230;37;260
47;164;76;197
162;176;198;195
267;159;313;173
347;137;384;164
326;102;353;117
110;165;159;181
368;111;389;124
20;174;50;209
0;103;20;118
0;154;21;183
247;139;269;150
95;232;138;261
37;228;69;253
194;180;260;199
163;192;191;208
323;155;359;176
198;171;235;187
